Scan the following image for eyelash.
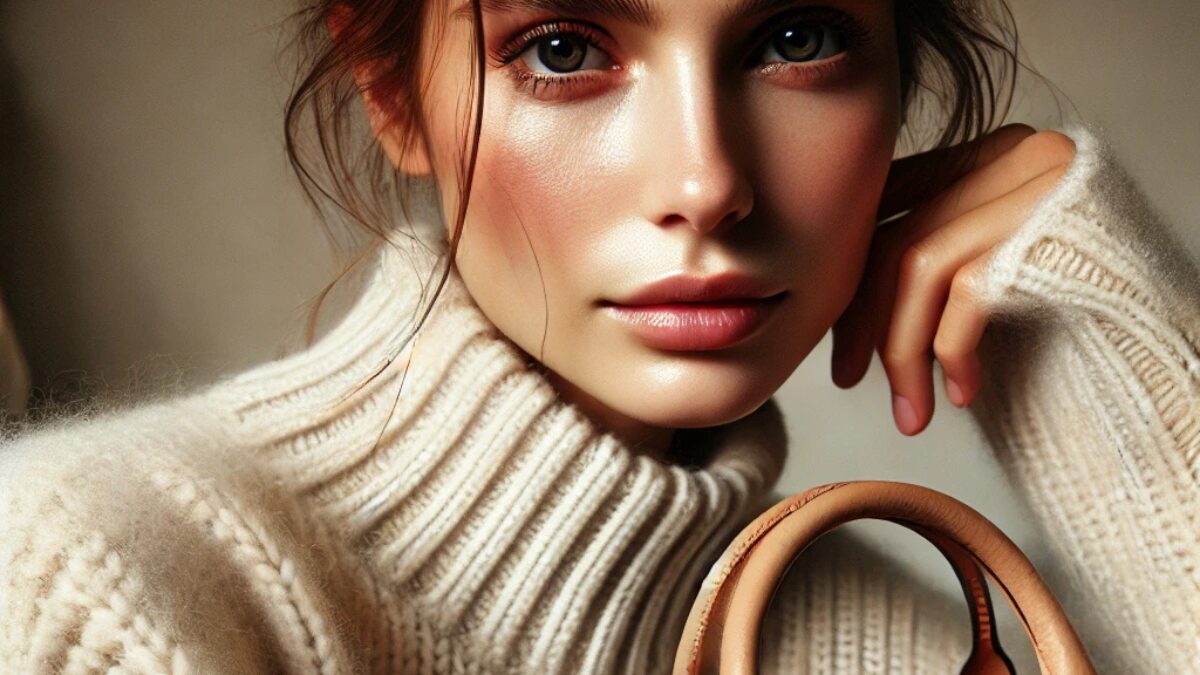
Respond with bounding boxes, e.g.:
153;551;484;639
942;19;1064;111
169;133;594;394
489;21;614;98
488;7;872;99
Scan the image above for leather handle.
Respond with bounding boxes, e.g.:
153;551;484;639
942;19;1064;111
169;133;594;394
673;481;1096;675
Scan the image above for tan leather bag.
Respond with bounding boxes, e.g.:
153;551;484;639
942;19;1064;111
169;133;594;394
673;481;1097;674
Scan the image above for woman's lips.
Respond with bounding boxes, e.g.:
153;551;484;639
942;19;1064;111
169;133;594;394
600;293;786;351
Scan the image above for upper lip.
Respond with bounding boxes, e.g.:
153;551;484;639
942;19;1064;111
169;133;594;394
605;272;785;306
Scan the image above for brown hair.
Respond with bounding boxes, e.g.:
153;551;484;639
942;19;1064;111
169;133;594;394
279;0;1048;403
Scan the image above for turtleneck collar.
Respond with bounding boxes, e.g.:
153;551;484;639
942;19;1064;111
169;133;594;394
202;232;788;673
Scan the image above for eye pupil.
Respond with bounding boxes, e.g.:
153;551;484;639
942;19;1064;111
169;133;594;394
773;25;823;62
538;34;587;72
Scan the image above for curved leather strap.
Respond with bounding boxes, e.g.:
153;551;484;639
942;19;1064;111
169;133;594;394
917;524;1017;674
673;481;1096;675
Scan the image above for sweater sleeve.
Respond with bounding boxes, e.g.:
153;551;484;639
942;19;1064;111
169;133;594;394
960;121;1200;673
0;398;382;674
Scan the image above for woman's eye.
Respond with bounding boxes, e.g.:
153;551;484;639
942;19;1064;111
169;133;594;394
518;31;612;75
759;22;847;64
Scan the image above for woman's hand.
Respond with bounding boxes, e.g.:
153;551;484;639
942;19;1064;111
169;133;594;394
830;123;1078;436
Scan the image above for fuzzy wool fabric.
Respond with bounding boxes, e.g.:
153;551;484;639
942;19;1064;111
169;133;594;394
1;121;1197;674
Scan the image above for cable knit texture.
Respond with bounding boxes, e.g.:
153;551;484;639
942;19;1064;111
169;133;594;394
1;121;1197;673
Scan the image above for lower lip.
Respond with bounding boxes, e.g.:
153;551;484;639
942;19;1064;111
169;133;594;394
600;294;786;352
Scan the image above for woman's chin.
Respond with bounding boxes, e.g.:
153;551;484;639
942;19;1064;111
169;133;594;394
612;375;780;430
637;406;764;430
537;329;803;432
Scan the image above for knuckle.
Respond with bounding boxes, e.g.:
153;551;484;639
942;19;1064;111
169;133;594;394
933;272;983;362
880;343;912;371
946;266;983;314
897;242;936;285
931;333;957;364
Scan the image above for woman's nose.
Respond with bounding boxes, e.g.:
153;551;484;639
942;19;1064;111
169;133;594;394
638;55;754;237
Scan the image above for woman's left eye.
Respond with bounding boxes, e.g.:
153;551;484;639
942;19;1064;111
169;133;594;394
758;22;847;65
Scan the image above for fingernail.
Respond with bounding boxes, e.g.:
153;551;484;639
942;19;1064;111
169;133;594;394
946;377;964;407
892;393;917;435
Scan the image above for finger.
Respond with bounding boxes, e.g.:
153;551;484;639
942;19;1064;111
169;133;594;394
835;128;1074;391
839;124;1028;384
832;301;870;389
877;123;1035;223
858;128;1076;387
893;129;1079;237
859;128;1040;382
880;165;1070;435
877;131;1076;405
879;216;997;435
932;254;993;408
831;243;885;388
831;309;863;388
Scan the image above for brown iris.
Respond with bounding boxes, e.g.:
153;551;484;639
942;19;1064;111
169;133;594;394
772;25;826;62
538;34;588;73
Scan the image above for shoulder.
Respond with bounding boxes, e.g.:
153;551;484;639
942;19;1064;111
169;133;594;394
0;392;249;536
0;394;216;513
0;396;235;669
0;394;375;673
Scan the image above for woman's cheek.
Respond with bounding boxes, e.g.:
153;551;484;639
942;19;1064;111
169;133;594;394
815;121;891;323
456;116;603;347
477;111;619;276
761;99;893;327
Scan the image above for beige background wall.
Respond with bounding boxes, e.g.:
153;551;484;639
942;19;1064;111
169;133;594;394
3;0;1198;665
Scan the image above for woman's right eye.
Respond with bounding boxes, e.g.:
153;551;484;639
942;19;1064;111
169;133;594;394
491;22;616;73
490;22;618;98
517;31;613;74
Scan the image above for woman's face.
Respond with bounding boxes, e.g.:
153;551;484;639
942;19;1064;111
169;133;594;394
395;0;900;447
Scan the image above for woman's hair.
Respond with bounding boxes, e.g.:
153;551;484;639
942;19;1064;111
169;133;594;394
279;0;1044;399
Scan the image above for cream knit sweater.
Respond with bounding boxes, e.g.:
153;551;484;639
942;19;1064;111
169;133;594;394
2;122;1197;674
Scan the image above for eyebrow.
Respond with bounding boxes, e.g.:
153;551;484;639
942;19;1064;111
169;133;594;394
452;0;812;29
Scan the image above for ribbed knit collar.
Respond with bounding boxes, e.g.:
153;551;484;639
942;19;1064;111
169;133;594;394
203;233;788;673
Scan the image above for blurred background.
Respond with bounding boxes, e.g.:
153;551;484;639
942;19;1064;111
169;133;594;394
2;0;1197;669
